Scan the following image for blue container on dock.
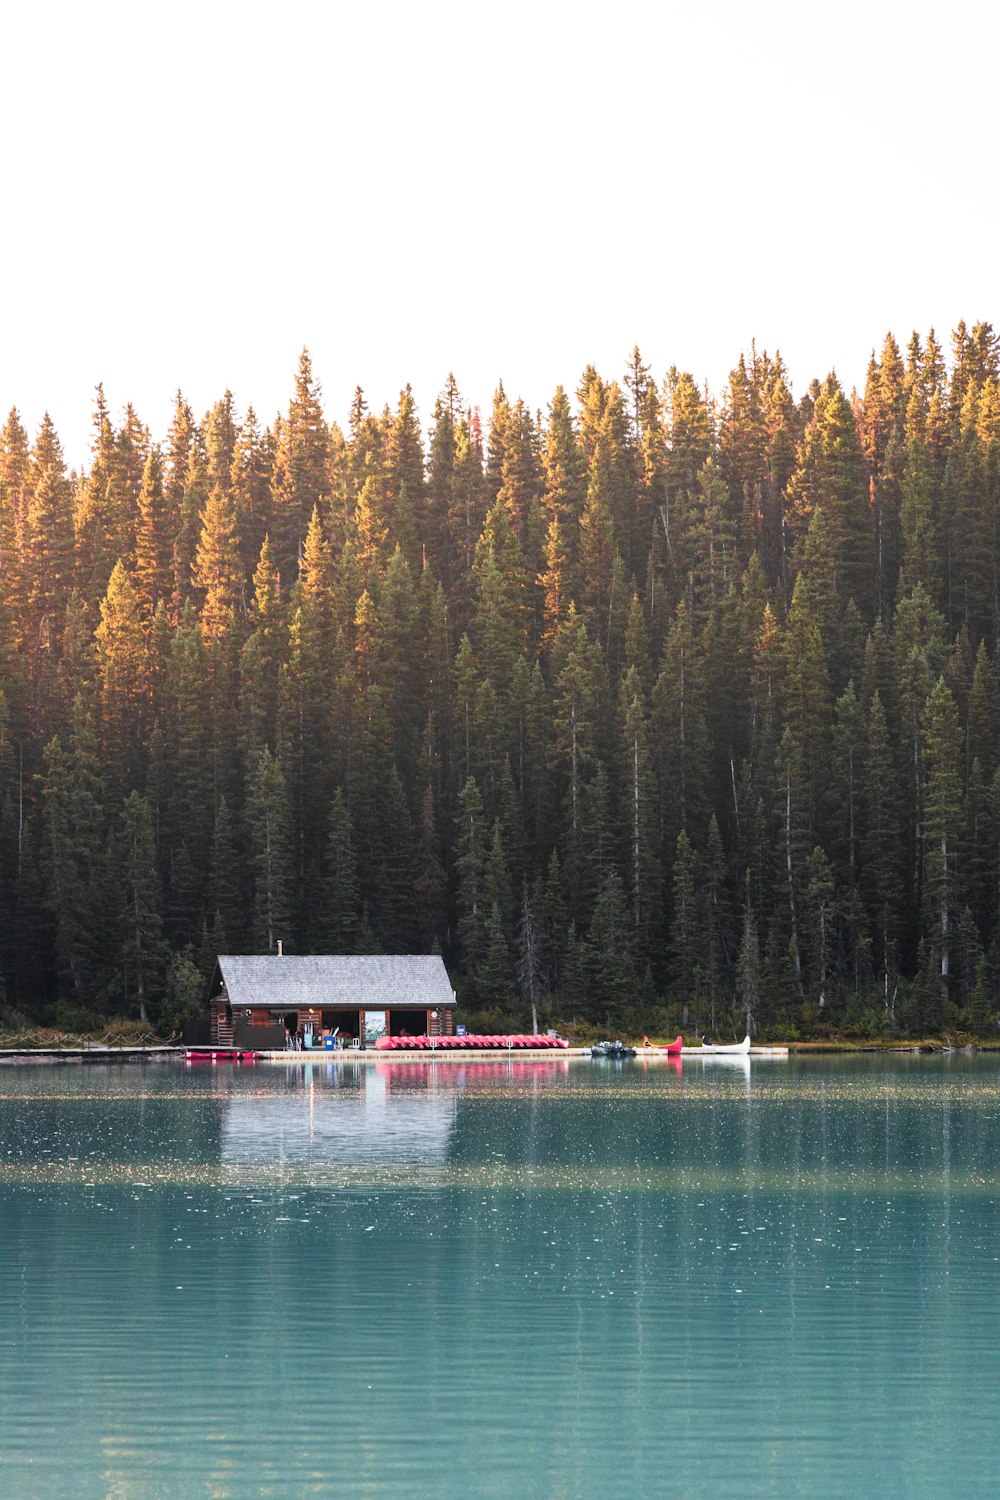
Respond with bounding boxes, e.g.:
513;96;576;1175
324;1035;335;1050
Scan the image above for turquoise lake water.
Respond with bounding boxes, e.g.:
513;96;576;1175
1;1053;999;1498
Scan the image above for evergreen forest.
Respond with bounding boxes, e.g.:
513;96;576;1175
2;327;1000;1040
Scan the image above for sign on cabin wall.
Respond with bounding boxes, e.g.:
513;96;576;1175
364;1011;386;1042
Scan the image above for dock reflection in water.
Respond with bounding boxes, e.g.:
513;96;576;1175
1;1054;999;1499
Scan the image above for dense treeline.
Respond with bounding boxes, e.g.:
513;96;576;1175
2;327;1000;1037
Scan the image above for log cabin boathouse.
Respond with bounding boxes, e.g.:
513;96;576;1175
208;954;456;1050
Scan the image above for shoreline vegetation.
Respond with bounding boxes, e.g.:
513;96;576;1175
0;1021;996;1056
3;329;1000;1044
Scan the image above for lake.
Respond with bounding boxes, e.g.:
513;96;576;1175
1;1052;998;1498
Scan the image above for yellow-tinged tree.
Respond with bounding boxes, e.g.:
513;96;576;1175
350;473;391;591
25;461;74;712
193;485;243;641
133;449;173;620
270;349;330;579
537;515;574;656
239;536;286;755
786;373;872;620
95;560;147;787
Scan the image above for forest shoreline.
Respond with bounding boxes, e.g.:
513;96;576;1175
4;331;1000;1040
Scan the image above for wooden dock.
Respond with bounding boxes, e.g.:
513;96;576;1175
1;1042;789;1066
0;1046;185;1065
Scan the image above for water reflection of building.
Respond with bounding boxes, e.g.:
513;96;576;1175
219;1066;458;1167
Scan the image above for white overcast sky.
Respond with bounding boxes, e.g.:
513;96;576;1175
1;0;996;465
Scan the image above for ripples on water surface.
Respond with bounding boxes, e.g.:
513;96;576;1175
1;1053;999;1498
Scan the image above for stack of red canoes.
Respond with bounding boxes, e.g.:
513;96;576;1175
184;1049;258;1063
374;1034;569;1051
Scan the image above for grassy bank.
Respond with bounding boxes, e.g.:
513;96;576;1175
0;1021;172;1050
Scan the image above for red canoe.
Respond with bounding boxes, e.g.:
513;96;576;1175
641;1036;683;1056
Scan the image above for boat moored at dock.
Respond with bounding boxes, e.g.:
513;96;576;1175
682;1035;752;1055
590;1040;637;1059
641;1035;683;1055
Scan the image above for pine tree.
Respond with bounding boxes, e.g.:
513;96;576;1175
863;690;902;1020
625;345;667;577
322;788;359;953
455;776;486;974
966;639;994;784
893;583;948;904
899;393;941;603
586;870;635;1026
0;407;31;567
115;791;166;1021
618;665;659;961
517;878;543;1033
204;392;238;494
478;900;516;1012
665;370;713;500
703;815;730;1034
209;793;245;953
414;785;447;951
538;515;574;654
786;373;872;619
669;829;699;1021
578;477;621;651
470;499;530;691
736;883;761;1038
74;387;128;607
247;744;293;953
41;704;107;1002
269;349;330;579
803;845;836;1012
193;485;244;640
94;560;147;792
542;386;587;536
170;431;209;620
367;763;417;951
551;607;606;916
133;449;173;619
25;460;74;703
277;526;334;926
496;396;542;550
719;354;768;564
921;677;963;1016
239;537;286;755
651;599;710;857
782;577;832;853
350;473;392;590
162;604;212;936
230;406;273;574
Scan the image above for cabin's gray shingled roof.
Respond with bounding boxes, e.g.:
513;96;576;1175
213;955;455;1010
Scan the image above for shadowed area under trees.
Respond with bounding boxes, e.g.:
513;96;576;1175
2;329;1000;1039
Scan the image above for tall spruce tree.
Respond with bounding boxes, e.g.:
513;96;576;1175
247;744;293;953
921;677;963;1017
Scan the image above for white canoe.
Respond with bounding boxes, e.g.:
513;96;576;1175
682;1035;751;1055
